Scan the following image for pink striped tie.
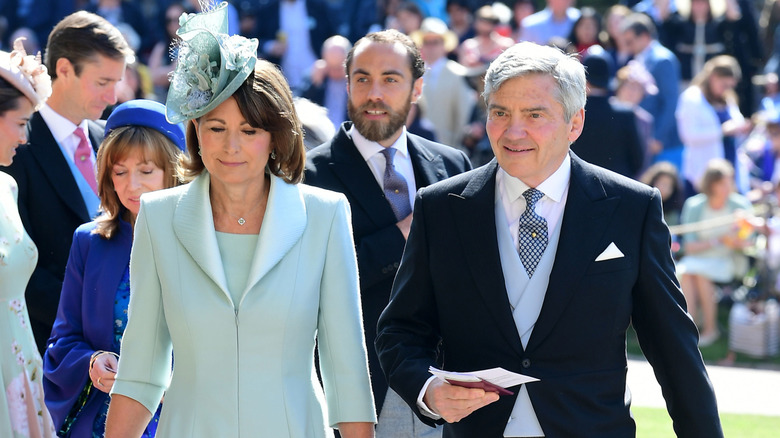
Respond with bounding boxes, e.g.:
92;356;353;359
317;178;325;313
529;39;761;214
73;128;98;195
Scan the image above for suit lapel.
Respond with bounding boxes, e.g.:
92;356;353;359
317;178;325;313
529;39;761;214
451;161;524;356
27;113;90;221
408;135;447;187
328;126;396;224
526;155;620;352
173;173;231;301
242;175;305;298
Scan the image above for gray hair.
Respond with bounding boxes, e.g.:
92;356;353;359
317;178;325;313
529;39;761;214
482;42;586;122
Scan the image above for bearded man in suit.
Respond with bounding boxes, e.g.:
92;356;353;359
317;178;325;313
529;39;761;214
0;11;133;354
305;29;472;437
375;41;723;438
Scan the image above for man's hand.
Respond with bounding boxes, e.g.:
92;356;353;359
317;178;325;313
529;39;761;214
423;378;500;423
397;213;413;240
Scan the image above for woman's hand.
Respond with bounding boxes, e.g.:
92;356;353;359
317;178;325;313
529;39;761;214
89;352;119;394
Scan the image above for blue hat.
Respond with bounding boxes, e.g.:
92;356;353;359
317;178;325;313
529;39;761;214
105;99;186;151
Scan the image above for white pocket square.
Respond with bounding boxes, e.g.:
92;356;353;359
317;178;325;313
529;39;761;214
595;242;624;262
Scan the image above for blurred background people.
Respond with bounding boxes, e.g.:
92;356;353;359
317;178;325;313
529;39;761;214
412;17;476;153
254;0;338;95
602;4;634;71
301;35;352;131
43;100;184;438
676;55;751;196
641;160;686;227
148;2;186;102
677;158;753;346
105;5;376;437
520;0;581;45
0;36;56;438
622;12;683;170
0;11;133;355
568;6;603;57
612;60;660;173
572;47;644;178
458;5;514;68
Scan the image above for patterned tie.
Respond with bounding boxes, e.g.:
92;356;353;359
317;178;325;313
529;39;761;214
380;148;412;220
73;127;98;195
518;188;548;278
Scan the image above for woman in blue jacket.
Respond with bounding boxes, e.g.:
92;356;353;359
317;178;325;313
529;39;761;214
42;100;185;437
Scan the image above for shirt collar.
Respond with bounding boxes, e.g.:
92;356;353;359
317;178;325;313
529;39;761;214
38;104;88;145
498;153;571;204
349;124;410;161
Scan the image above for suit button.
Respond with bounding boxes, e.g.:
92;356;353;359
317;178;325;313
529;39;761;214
393;262;399;268
521;359;531;368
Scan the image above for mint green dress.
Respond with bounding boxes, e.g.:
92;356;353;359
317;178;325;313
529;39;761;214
0;172;56;437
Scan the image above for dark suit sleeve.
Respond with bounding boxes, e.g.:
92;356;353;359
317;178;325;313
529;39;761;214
622;110;644;177
630;190;723;437
376;187;443;427
42;228;94;431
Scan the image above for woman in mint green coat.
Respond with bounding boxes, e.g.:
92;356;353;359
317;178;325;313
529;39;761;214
105;4;375;438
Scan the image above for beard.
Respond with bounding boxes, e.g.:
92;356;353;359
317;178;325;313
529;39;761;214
348;94;412;143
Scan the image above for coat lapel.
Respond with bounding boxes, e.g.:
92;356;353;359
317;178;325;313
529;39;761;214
27;113;90;221
408;136;447;187
242;175;306;298
451;161;524;356
328;126;396;224
526;154;620;352
173;173;231;301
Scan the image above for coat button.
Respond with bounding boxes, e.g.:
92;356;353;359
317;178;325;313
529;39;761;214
521;358;531;368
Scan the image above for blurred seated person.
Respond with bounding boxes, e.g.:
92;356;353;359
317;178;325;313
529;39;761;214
458;5;514;68
301;35;351;131
640;161;685;226
446;0;475;43
677;158;753;346
43;100;185;438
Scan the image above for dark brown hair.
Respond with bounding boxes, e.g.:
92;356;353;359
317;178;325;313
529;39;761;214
346;29;426;81
45;11;134;81
0;76;24;114
692;55;741;106
179;59;306;184
93;126;182;239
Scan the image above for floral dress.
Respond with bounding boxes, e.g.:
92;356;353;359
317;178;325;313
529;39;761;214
0;172;56;437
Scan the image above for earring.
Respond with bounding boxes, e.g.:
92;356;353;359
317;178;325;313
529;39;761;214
198;148;202;156
270;150;277;160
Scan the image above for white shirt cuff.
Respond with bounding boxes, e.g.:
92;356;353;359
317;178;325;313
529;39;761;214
416;376;442;420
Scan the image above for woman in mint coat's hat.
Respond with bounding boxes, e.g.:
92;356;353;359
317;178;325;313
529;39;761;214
105;3;376;438
42;99;185;438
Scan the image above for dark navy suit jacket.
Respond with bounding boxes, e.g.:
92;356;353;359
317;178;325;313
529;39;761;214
376;154;722;437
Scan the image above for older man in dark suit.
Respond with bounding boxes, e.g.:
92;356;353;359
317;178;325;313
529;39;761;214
305;29;471;437
376;41;722;438
0;11;133;354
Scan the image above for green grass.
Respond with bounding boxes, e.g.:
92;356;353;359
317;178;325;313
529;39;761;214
634;406;780;437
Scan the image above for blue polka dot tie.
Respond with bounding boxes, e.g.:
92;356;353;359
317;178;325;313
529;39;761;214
518;188;548;278
380;148;412;220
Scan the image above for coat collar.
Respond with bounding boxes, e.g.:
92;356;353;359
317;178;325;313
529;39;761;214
173;172;306;305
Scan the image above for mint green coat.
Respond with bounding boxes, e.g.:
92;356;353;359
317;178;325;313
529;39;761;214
111;173;376;437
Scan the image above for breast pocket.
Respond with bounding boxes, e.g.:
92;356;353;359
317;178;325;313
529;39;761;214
585;255;632;276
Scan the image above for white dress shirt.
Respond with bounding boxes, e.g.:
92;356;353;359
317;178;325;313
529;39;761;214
350;125;418;210
38;104;100;217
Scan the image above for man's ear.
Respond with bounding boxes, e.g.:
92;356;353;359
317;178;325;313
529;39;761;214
55;57;75;80
567;108;585;143
411;77;424;104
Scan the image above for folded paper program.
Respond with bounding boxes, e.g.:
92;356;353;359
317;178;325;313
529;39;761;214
428;366;539;396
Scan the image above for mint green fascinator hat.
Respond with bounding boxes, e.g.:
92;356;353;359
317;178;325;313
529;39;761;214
165;1;258;124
